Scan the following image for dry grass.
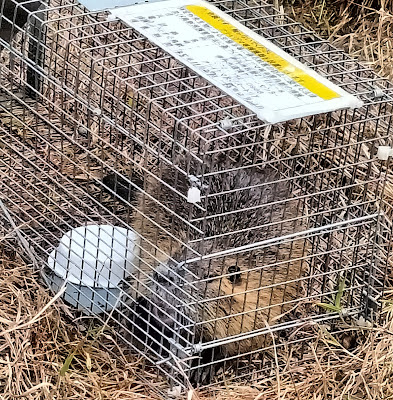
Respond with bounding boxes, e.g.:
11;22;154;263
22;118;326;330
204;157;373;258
0;245;169;399
2;245;393;399
287;0;393;79
1;0;393;399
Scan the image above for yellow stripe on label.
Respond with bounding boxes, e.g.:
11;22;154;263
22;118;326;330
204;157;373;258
186;5;339;101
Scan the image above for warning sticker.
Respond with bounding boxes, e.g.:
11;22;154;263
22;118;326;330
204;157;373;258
110;0;363;123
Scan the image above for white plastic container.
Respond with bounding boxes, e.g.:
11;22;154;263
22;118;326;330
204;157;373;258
45;224;139;314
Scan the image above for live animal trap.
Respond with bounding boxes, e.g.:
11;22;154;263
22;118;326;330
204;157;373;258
0;0;392;390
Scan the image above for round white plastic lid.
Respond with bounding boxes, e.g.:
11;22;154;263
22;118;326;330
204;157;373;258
47;225;139;288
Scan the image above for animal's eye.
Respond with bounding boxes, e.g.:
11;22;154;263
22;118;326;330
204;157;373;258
228;266;241;283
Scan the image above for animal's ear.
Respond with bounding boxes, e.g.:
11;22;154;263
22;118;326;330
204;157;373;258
227;266;241;284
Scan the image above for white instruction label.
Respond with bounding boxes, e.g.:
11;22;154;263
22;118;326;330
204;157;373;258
110;0;363;123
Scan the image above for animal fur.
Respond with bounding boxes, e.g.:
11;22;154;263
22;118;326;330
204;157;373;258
104;162;308;364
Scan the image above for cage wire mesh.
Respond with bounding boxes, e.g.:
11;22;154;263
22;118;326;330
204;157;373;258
0;0;392;390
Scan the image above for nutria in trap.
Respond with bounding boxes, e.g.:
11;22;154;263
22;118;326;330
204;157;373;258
104;162;308;378
0;0;391;391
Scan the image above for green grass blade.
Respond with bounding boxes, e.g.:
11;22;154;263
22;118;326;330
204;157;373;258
335;277;346;309
316;302;341;312
60;351;76;376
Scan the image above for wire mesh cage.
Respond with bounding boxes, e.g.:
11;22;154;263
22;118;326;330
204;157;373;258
0;0;392;391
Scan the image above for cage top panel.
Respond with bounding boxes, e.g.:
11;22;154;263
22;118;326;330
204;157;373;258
109;0;362;123
2;0;392;147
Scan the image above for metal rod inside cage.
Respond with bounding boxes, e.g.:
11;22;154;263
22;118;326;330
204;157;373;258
188;307;363;354
184;213;380;265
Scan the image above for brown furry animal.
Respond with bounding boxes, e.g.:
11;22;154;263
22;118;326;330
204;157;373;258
104;162;308;376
